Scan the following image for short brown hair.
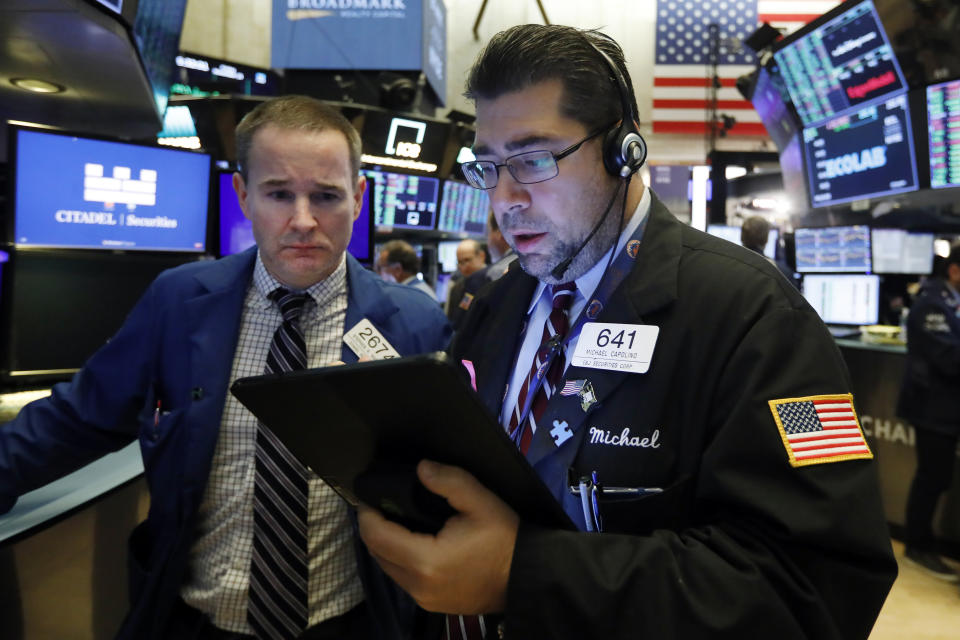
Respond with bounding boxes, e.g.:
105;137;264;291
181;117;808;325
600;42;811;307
740;216;772;252
235;95;362;182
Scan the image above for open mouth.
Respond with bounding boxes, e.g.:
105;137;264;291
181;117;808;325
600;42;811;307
512;231;547;251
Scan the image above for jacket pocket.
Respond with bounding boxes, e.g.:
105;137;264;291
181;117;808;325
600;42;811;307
594;476;693;534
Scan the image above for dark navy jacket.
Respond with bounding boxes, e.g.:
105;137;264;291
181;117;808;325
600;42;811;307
0;248;451;639
450;191;896;640
897;277;960;435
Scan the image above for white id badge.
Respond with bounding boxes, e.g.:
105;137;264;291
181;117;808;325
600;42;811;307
343;318;401;360
571;322;659;373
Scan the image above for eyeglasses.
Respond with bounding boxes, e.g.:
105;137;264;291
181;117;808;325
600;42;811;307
460;124;610;190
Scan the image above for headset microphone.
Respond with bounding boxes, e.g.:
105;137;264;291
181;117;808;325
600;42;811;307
550;178;626;281
550;37;646;281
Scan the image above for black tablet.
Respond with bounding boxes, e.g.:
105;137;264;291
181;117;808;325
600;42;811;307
229;352;574;533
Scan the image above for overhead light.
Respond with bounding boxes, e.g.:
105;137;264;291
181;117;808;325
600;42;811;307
10;77;65;94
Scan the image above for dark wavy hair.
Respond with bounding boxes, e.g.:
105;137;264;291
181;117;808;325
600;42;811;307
464;24;637;133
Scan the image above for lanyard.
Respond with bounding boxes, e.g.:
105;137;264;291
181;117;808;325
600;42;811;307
509;209;650;443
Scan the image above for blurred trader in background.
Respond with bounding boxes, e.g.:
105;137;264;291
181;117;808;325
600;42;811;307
897;244;960;582
740;215;797;287
377;238;440;302
0;95;450;640
357;24;896;640
445;238;488;324
448;212;519;331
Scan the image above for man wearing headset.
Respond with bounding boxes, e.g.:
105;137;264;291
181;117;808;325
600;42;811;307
358;25;896;639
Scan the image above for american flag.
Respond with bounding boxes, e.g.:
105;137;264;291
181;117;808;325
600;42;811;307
561;379;586;396
652;0;840;136
770;394;872;467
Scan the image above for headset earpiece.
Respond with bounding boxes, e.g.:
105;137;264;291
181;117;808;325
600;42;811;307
603;126;647;178
589;40;647;179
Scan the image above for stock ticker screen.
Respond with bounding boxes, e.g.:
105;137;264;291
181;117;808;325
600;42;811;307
437;180;490;234
363;170;439;230
794;225;871;273
802;93;918;207
927;78;960;189
774;0;907;127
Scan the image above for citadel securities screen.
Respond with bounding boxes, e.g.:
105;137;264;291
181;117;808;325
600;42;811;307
14;128;210;252
802;93;918;207
773;0;907;127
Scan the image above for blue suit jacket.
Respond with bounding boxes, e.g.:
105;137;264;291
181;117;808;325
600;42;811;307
0;247;452;639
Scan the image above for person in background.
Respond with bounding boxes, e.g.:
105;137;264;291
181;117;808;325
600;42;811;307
478;209;517;282
897;244;960;582
0;95;451;640
357;24;896;640
445;238;488;321
740;215;797;287
448;212;520;331
377;238;439;302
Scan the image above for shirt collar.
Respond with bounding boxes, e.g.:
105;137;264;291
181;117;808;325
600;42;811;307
526;185;652;314
251;250;348;312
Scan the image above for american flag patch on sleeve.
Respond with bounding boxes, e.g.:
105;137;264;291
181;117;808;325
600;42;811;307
768;394;873;468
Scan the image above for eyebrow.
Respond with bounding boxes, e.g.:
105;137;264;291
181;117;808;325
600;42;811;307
473;134;558;158
258;178;345;193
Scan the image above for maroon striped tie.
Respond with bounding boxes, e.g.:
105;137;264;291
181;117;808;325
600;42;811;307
446;283;576;640
508;282;576;454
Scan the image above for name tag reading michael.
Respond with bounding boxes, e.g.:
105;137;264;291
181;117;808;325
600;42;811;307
343;319;401;360
571;323;659;374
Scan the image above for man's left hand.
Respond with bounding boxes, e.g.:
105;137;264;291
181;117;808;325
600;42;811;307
357;459;519;614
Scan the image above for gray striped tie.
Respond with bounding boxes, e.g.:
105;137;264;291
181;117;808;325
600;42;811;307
248;288;311;639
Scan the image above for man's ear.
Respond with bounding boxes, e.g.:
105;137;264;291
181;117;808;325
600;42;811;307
233;172;251;221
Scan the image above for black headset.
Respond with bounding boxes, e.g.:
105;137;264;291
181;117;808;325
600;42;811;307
587;39;648;179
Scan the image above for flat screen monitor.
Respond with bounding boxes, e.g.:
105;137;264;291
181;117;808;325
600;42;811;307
795;225;872;273
360;111;449;174
11;127;210;252
802;273;880;325
0;250;200;384
870;228;935;274
363;169;439;230
927;78;960;189
437;180;490;234
773;0;908;127
802;93;919;207
706;224;778;260
750;65;801;151
218;171;374;263
437;240;460;273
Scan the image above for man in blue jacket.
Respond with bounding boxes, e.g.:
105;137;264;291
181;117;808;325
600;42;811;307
897;245;960;581
0;95;451;639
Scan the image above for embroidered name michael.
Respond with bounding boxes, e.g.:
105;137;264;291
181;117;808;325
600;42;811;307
589;427;661;448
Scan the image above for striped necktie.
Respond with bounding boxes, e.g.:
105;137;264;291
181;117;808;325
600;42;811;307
508;282;577;454
248;288;311;640
446;283;577;640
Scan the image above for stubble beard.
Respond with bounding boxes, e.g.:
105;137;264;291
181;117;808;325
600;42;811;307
514;186;624;285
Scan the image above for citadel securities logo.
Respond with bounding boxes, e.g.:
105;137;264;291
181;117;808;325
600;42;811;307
286;0;406;20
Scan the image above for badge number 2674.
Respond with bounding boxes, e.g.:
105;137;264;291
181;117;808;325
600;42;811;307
343;318;401;360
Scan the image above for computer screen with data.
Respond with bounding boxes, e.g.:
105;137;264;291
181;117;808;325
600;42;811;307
437;180;490;234
802;273;879;326
870;228;934;274
794;225;871;273
773;0;908;127
927;78;960;189
363;169;439;230
801;94;919;207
